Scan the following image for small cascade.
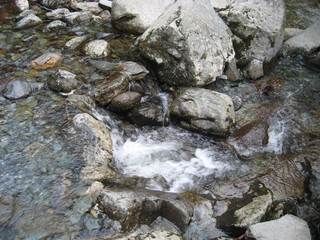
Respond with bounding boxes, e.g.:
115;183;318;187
158;92;170;126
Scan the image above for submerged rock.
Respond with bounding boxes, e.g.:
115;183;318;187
139;0;234;86
31;52;62;70
112;0;174;34
2;80;32;100
46;20;67;31
72;113;116;181
65;35;88;50
170;88;235;138
48;69;82;93
246;214;312;240
84;39;110;59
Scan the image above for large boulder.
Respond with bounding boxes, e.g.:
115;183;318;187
139;0;235;86
216;0;286;79
170;88;235;138
111;0;175;34
245;214;312;240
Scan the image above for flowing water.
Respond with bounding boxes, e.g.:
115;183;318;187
1;1;320;239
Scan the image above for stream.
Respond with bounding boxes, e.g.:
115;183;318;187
1;0;320;239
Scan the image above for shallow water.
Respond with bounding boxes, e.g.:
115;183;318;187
0;1;320;239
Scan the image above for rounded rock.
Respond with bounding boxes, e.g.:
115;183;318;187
2;80;32;100
84;39;110;58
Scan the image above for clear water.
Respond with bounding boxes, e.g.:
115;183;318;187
0;1;320;239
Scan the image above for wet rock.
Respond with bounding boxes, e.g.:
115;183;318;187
31;52;62;70
114;230;182;240
93;73;130;106
284;21;320;54
128;96;166;126
73;113;116;181
63;11;93;25
99;10;111;22
46;20;66;31
170;88;235;138
225;58;241;81
16;13;42;29
2;80;32;100
246;214;311;240
46;8;70;20
65;35;87;50
97;187;193;232
139;0;234;86
67;94;96;115
84;39;110;59
216;181;273;235
230;120;269;150
233;192;272;228
15;0;29;12
284;27;303;41
40;0;72;8
218;0;285;79
109;91;141;113
184;200;227;240
112;0;174;34
304;51;320;69
99;0;112;11
16;9;35;20
0;195;14;225
244;59;264;80
71;2;103;14
89;60;149;80
48;69;82;93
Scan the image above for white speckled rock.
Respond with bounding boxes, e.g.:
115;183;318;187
246;214;312;240
84;40;110;58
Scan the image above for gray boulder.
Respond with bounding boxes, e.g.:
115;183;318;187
284;21;320;54
170;88;235;138
72;113;116;181
16;14;42;29
48;69;82;93
2;80;32;100
217;0;286;79
139;0;235;86
246;214;311;240
111;0;174;34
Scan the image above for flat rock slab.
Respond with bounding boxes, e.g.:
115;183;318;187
246;214;311;240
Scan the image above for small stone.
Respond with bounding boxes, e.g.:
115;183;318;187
16;14;42;29
48;69;82;93
46;20;66;31
245;59;264;80
65;35;87;50
46;8;70;20
72;2;103;14
31;52;62;70
99;0;113;11
226;58;241;81
109;91;141;113
2;80;32;100
16;10;35;20
15;0;29;12
63;11;92;25
84;40;110;58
